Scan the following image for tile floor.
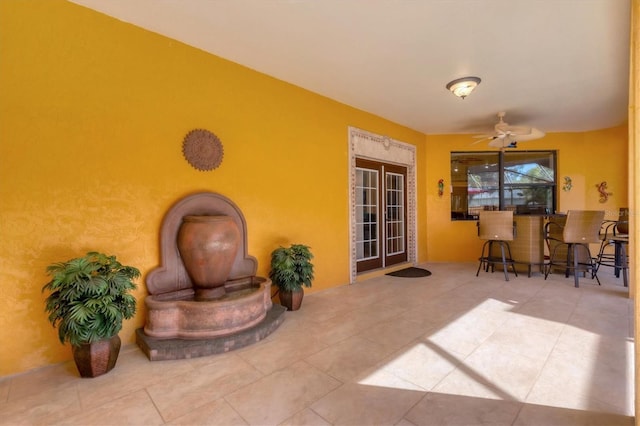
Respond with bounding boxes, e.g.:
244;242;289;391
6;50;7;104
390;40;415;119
0;262;635;425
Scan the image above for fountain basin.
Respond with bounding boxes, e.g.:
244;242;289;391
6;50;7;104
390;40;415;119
144;276;272;339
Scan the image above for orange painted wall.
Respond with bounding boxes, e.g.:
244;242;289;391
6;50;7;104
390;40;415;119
425;126;628;262
0;1;426;376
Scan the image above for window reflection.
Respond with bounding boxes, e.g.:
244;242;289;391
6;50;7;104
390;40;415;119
451;151;556;220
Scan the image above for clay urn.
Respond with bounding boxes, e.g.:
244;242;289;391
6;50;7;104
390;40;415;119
177;215;240;300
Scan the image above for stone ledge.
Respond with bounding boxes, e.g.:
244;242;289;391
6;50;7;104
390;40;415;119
136;304;286;361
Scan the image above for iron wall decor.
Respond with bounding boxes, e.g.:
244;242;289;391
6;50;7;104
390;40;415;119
182;129;224;171
595;181;612;203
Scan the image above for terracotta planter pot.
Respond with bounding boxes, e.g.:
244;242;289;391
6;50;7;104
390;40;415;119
72;335;121;378
177;215;240;300
279;288;304;311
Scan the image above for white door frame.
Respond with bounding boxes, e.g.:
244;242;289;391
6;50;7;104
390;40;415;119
348;126;417;283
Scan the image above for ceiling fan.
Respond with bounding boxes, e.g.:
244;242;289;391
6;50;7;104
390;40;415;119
473;112;545;149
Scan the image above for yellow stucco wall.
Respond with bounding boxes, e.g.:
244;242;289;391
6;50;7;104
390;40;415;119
0;0;426;376
424;126;629;262
0;0;629;378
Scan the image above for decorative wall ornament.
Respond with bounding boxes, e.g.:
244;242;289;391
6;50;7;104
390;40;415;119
438;179;444;197
382;136;391;150
182;129;224;171
562;176;572;192
595;181;613;203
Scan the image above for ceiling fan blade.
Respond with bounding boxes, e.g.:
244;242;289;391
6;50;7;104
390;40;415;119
514;127;545;141
472;138;489;145
496;125;532;135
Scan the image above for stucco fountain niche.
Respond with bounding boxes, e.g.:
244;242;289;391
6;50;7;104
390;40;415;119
136;192;286;361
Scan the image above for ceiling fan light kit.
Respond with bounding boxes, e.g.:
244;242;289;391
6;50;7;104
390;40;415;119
446;76;481;99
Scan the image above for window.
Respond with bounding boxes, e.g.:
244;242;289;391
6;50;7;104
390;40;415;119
451;151;557;220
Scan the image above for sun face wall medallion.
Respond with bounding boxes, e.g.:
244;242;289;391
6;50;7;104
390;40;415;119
182;129;224;171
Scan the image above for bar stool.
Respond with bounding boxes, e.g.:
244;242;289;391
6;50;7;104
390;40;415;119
476;210;518;281
544;210;604;287
597;207;629;287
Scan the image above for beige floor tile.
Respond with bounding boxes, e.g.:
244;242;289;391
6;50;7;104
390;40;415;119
237;329;328;375
351;301;410;327
146;354;263;422
279;408;332;426
434;344;546;401
0;382;82;425
2;262;634;425
471;297;520;313
425;308;509;356
487;283;544;305
55;389;163;425
376;340;464;391
405;392;522;426
514;402;634;426
553;325;633;367
305;335;392;382
7;360;79;401
576;285;631;310
280;295;355;325
310;312;371;345
526;349;634;415
225;361;341;425
169;398;249;425
513;297;577;323
311;381;425;425
482;326;557;361
355;365;427;391
76;349;196;408
567;307;632;339
499;313;565;338
401;296;479;330
359;317;434;353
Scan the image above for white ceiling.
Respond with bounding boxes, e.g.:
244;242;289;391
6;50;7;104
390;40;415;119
70;0;631;135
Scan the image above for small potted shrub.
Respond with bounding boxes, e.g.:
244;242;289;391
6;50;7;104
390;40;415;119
269;244;314;311
42;251;140;378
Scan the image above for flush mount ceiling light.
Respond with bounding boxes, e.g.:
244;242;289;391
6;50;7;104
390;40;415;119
446;76;481;99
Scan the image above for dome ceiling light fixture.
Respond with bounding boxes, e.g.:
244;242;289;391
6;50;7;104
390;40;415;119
446;76;481;99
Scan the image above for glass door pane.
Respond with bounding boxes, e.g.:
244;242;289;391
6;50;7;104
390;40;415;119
356;167;380;263
386;172;405;256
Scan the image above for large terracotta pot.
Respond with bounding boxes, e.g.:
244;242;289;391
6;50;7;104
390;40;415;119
177;215;240;300
72;335;121;378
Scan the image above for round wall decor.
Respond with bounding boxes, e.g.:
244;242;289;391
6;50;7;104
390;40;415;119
182;129;224;171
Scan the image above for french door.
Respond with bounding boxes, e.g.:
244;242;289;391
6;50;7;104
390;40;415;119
355;158;408;273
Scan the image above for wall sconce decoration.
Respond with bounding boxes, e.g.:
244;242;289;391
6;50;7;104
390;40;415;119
562;176;572;192
438;179;444;197
595;181;613;203
182;128;224;171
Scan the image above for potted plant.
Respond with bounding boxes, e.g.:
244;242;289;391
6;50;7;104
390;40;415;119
42;251;140;378
269;244;314;311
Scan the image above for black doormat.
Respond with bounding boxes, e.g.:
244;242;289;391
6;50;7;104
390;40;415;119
386;267;432;278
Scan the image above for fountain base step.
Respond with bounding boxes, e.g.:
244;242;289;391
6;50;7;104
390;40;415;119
136;304;286;361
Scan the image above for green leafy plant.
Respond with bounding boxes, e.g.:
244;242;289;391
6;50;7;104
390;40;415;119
269;244;314;292
42;252;140;346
